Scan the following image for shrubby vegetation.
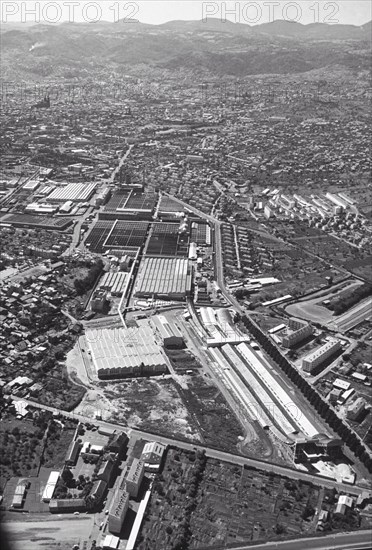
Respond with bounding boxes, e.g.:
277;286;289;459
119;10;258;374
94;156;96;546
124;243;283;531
74;259;104;296
329;283;372;315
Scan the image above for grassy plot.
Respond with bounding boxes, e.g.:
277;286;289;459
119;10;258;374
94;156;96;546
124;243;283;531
0;418;43;490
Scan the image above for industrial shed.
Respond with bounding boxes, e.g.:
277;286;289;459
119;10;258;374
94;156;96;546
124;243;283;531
86;324;167;379
134;257;192;301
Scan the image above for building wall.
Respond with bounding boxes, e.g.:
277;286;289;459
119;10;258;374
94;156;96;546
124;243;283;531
302;341;341;373
126;459;145;498
108;491;129;535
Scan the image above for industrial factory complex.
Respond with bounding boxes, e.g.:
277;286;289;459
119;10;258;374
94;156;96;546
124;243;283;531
86;323;168;379
134;257;192;300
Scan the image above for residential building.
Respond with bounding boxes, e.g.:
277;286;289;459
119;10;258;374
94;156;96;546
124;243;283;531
108;489;130;535
302;339;341;373
347;397;366;421
126;458;145;498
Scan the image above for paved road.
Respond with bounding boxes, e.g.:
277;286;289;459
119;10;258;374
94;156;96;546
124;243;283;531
162;191;219;225
232;530;372;550
107;144;134;184
11;396;371;497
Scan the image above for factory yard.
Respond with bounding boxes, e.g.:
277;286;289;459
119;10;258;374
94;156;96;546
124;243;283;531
2;516;94;550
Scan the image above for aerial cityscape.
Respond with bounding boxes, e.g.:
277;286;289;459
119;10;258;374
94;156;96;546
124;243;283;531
0;2;372;550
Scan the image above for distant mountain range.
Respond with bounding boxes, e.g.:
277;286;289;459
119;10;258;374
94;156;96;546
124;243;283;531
1;18;371;80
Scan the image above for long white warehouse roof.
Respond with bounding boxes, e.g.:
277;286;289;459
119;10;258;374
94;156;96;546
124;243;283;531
209;347;272;429
222;344;295;435
237;343;319;438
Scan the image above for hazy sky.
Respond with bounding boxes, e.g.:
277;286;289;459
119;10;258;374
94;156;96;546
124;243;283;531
1;1;371;26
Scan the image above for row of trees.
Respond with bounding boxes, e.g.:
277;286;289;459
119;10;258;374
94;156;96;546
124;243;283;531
241;315;372;473
329;283;372;315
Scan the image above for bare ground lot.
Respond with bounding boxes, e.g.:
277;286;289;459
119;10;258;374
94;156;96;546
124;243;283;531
103;378;200;441
2;516;93;550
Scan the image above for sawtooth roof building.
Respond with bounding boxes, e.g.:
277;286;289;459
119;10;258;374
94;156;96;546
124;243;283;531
134;257;192;300
86;324;167;379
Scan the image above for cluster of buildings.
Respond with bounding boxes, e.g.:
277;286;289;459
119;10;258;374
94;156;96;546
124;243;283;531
261;191;372;250
0;260;81;383
108;442;166;535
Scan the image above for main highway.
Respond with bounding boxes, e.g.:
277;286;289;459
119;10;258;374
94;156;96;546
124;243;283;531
11;396;371;498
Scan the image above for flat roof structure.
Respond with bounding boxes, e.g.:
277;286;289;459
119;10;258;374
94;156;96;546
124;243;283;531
303;340;341;365
86;325;167;378
4;213;72;231
42;471;60;502
134;258;192;300
103;534;120;549
108;489;130;535
335;380;352;394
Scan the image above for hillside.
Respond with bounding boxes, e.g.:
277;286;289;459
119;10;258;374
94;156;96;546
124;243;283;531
1;19;371;81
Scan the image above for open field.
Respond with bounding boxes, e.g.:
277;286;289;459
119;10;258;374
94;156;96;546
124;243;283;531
2;516;94;550
223;224;344;302
103;378;200;441
286;300;334;324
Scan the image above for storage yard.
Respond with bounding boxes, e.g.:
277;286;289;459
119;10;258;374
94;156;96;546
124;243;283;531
134;257;192;300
